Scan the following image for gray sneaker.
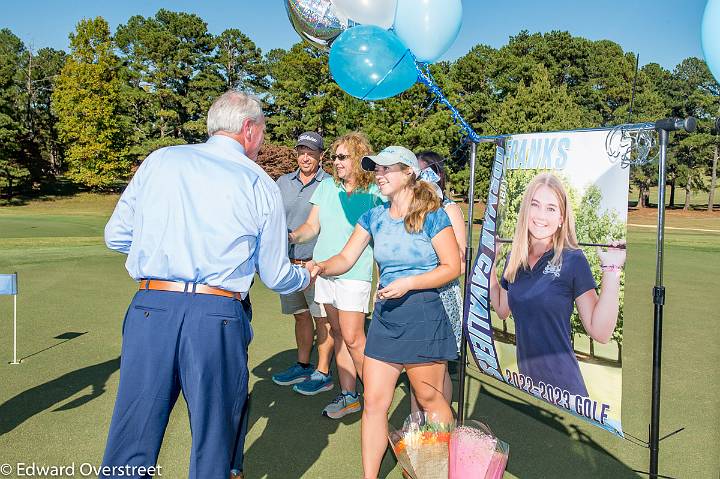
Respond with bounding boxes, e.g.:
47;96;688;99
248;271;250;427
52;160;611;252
322;392;361;419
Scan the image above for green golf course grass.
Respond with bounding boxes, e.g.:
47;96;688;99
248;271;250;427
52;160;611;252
0;194;718;478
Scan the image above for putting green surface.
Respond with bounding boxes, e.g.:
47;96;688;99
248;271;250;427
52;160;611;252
0;195;718;478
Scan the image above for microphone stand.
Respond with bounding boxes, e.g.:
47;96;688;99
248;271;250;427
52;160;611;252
648;117;695;478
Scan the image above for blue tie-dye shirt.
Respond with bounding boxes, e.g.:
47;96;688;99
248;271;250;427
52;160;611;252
357;203;452;287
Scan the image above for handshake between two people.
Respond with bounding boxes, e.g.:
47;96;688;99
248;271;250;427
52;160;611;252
298;259;412;300
302;260;323;290
287;230;323;290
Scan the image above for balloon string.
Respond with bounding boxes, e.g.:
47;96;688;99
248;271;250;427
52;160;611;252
363;48;414;101
414;60;481;143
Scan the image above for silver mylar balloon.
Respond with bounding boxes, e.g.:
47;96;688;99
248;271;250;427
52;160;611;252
284;0;349;50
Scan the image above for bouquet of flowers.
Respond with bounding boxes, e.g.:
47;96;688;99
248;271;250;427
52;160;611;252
389;411;455;479
448;420;509;479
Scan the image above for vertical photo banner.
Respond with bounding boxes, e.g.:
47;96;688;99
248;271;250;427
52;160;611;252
464;130;630;436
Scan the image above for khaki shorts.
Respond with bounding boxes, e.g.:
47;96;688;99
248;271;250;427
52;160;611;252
314;276;372;313
280;284;326;317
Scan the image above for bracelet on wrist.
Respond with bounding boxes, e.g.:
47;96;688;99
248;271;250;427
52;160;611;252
600;264;622;273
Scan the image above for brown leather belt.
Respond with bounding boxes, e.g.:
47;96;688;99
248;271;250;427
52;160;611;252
139;279;244;300
290;258;312;266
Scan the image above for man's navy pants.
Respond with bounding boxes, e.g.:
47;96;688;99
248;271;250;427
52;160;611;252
101;289;252;479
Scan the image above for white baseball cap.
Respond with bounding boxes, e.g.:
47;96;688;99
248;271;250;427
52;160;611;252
361;146;420;176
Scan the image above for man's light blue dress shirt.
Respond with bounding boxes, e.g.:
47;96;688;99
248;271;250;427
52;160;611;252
104;135;310;295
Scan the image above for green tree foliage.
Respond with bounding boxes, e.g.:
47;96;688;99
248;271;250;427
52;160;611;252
619;63;672;208
443;32;639;200
0;30;66;197
265;43;361;144
264;46;461;161
1;18;718;198
0;28;28;197
19;47;67;184
497;169;536;241
114;9;220;148
581;40;637;125
484;31;636;125
52;17;132;189
574;185;625;345
448;44;497;135
443;46;499;199
215;29;268;93
456;65;591;201
362;70;459;154
669;58;720;208
674;132;716;210
491;65;589;133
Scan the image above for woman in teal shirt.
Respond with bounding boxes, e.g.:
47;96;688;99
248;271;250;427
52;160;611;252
290;132;384;419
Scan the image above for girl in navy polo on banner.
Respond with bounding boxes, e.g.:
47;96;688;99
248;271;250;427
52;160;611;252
489;172;626;398
308;146;460;479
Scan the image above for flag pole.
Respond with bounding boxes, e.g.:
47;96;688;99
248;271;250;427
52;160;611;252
11;295;18;364
10;272;19;365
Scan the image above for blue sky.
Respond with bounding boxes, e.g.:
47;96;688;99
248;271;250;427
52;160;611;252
1;0;708;70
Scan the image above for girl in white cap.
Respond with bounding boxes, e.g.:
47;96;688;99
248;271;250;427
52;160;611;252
308;145;461;479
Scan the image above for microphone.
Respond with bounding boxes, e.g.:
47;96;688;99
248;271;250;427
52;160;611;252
655;117;697;132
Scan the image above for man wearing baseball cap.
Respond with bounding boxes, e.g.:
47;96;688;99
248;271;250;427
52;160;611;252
295;131;323;151
271;132;335;395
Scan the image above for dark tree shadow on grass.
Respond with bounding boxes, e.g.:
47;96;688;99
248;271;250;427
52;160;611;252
0;357;120;436
243;350;360;478
0;177;84;206
465;378;639;479
378;373;639;479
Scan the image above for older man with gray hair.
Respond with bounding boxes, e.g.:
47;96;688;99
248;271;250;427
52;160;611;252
101;91;309;479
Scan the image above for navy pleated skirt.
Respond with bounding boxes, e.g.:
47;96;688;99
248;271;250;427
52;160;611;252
365;288;458;364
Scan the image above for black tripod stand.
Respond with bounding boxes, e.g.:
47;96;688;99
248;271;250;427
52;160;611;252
648;117;696;478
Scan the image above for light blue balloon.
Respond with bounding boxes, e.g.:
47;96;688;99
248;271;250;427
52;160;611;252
329;25;418;100
394;0;462;63
702;0;720;83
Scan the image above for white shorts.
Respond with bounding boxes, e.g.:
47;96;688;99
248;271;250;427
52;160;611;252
314;276;372;313
280;285;326;317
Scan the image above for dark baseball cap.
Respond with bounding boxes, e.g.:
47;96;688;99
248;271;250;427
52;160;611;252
295;132;324;151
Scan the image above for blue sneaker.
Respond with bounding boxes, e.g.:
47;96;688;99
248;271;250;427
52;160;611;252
292;370;334;396
272;363;314;386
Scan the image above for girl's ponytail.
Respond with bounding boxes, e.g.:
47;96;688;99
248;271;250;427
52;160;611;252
404;175;442;233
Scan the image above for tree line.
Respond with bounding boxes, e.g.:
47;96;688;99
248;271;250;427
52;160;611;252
1;10;718;209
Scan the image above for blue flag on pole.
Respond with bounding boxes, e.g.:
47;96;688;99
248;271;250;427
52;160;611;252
0;273;17;295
